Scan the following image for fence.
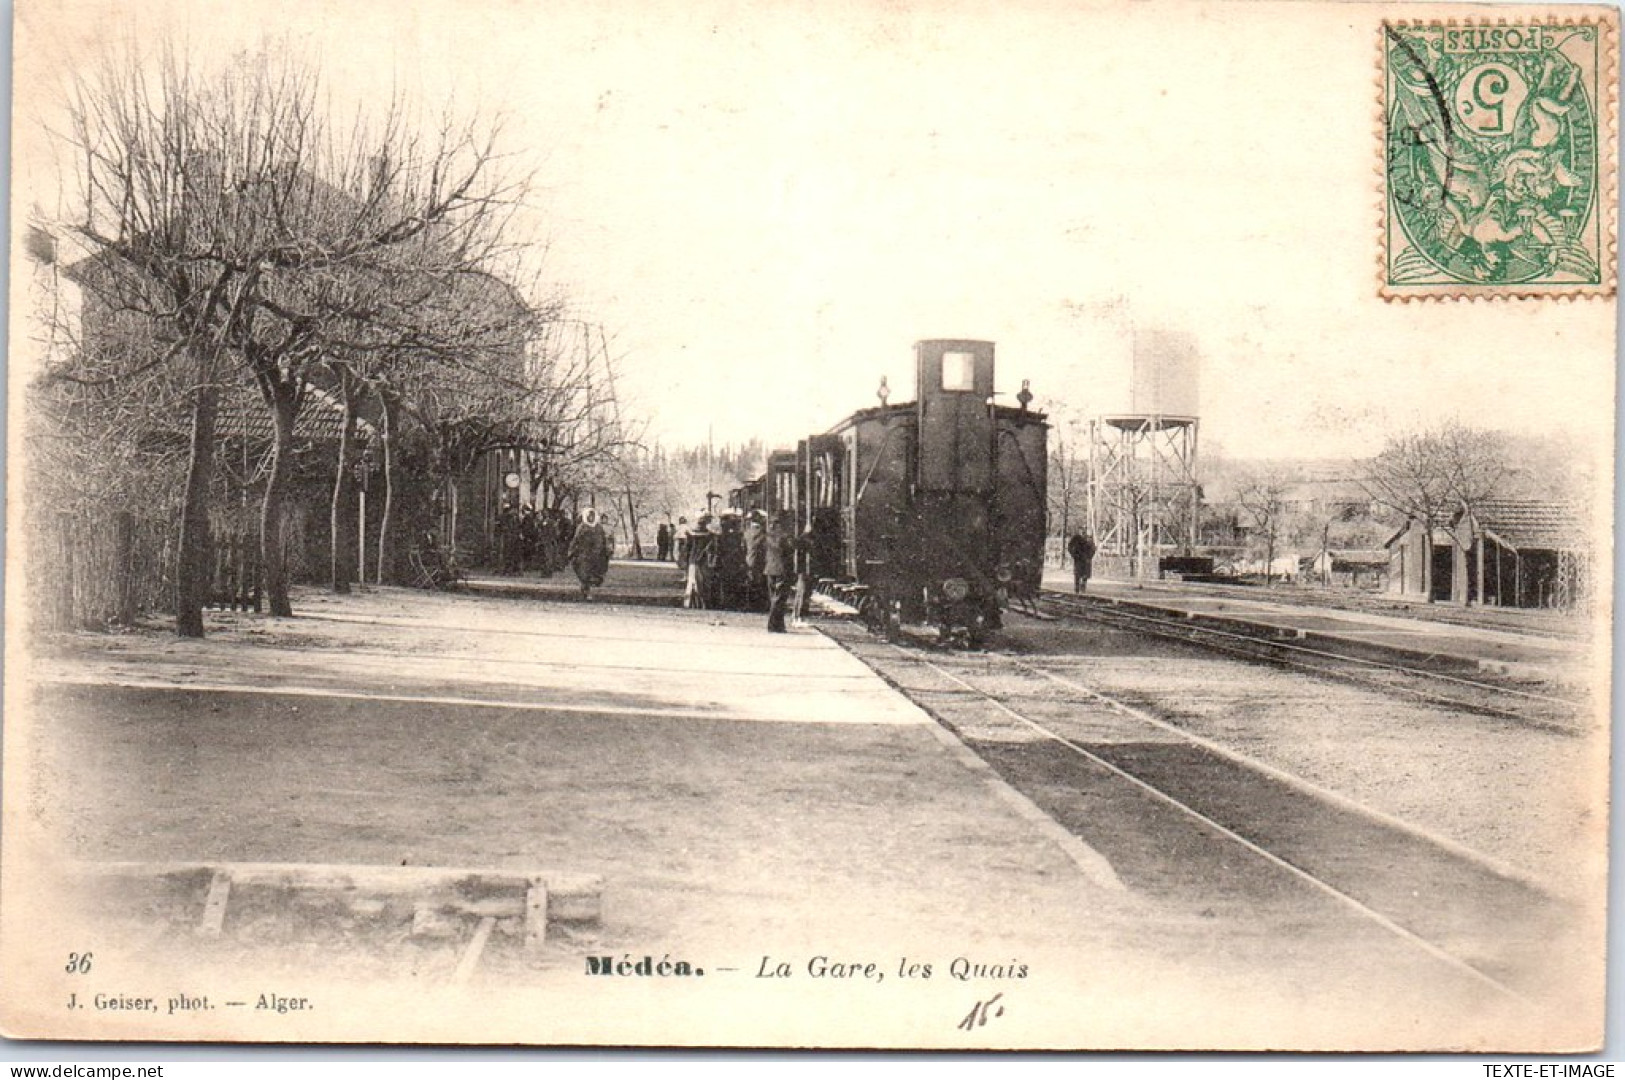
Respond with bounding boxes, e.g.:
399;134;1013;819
28;501;315;631
31;509;173;631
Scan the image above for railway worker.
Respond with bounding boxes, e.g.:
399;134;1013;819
538;508;565;576
791;523;815;627
495;503;520;574
683;516;717;609
568;507;612;599
715;513;748;609
557;510;577;568
1068;531;1097;594
675;517;691;573
743;510;767;612
764;510;796;632
518;505;540;572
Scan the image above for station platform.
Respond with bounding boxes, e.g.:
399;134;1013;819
1039;569;1586;682
463;557;686;605
468;561;1590;682
19;566;1589;1046
28;572;1147;1043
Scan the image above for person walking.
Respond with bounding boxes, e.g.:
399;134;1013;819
764;510;796;632
1067;531;1097;594
568;507;611;599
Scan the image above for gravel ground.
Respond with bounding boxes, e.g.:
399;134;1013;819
3;583;1604;1049
995;613;1606;902
822;614;1605;1045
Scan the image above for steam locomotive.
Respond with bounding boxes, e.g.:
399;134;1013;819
737;339;1048;645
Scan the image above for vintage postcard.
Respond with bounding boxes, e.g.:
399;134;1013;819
3;0;1618;1054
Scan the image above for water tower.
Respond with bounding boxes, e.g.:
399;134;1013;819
1087;329;1201;577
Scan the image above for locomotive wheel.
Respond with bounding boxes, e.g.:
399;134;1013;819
860;595;885;634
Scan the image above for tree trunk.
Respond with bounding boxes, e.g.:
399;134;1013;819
56;511;77;630
114;510;137;626
329;370;358;594
1420;517;1434;602
376;391;396;586
449;482;459;557
260;384;299;617
175;379;219;637
624;483;642;559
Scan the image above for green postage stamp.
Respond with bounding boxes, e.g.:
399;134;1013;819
1382;13;1617;298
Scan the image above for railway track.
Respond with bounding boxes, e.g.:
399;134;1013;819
824;626;1582;1007
1079;578;1585;642
1039;591;1585;734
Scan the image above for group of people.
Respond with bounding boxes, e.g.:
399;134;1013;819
569;510;1095;621
482;502;616;600
663;509;807;632
493;504;583;578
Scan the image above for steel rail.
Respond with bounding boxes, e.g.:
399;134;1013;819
901;646;1534;1006
1040;592;1582;732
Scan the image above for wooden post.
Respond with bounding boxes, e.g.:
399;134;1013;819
1472;526;1484;606
524;878;549;963
451;916;497;985
199;871;232;936
357;488;367;589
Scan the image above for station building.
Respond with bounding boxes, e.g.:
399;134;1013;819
1384;499;1586;608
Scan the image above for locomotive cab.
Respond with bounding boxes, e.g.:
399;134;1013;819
904;340;1002;643
740;336;1046;648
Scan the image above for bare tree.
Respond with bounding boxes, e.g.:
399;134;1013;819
516;321;643;517
58;44;528;622
27;232;195;628
1047;419;1088;550
1435;423;1511;525
1357;421;1511;602
1234;469;1294;584
312;251;546;589
389;269;553;564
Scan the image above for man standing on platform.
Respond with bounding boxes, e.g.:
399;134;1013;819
743;510;767;612
684;516;717;609
764;511;795;632
1068;531;1096;594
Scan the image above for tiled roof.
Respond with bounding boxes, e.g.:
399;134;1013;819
215;385;376;445
1464;499;1585;552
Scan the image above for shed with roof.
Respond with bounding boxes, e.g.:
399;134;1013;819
1385;498;1586;608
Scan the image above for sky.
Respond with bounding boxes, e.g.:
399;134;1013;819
12;0;1619;468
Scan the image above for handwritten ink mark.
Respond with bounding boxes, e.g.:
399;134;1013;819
957;992;1006;1032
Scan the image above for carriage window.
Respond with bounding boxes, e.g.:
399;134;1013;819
941;351;976;391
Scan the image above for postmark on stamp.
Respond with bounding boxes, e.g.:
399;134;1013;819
1381;14;1617;299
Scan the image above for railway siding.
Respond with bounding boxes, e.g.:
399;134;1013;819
1047;589;1579;681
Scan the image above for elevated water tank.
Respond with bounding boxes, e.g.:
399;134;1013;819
1130;328;1200;420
